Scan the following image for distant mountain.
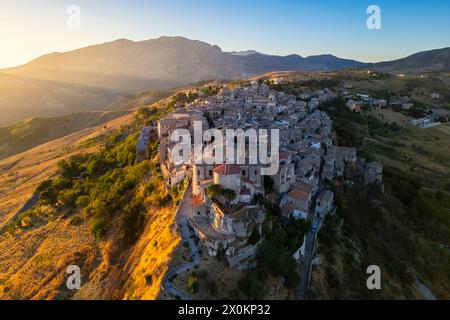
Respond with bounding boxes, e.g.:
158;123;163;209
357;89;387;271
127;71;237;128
366;47;450;73
2;37;365;93
229;50;263;56
0;72;118;126
0;88;173;160
303;54;366;71
1;36;449;127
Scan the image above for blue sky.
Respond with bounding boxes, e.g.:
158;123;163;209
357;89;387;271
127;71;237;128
0;0;449;68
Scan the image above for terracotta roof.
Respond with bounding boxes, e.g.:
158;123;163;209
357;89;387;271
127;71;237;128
192;195;205;207
214;164;241;175
282;203;295;217
288;188;311;202
294;181;313;194
239;189;251;196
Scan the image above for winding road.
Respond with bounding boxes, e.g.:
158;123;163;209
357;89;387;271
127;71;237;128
162;184;202;300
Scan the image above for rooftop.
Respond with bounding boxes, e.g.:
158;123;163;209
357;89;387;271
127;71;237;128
214;164;241;175
190;216;234;241
288;188;311;201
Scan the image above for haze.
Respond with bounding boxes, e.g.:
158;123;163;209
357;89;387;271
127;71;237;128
0;0;449;68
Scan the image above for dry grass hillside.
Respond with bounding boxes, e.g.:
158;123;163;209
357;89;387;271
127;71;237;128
0;89;193;300
0;190;181;300
0;113;132;229
0;110;132;160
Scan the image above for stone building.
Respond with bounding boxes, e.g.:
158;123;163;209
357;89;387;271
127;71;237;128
136;126;152;163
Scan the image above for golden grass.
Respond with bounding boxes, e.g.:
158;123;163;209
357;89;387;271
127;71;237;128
120;206;181;300
0;218;99;299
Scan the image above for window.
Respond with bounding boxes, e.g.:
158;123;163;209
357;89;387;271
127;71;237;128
254;170;258;175
242;170;246;176
209;170;213;176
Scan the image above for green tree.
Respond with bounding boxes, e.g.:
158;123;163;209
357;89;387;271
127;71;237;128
87;158;112;176
248;225;261;245
238;269;267;299
120;197;146;245
206;280;218;296
188;272;199;294
90;216;107;239
206;184;222;198
36;180;52;193
76;196;90;209
263;176;274;195
40;187;58;207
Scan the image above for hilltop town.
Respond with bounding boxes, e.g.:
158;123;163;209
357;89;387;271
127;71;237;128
1;0;450;305
0;69;448;300
134;79;385;298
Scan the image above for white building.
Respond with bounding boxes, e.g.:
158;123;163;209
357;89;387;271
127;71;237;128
430;92;440;100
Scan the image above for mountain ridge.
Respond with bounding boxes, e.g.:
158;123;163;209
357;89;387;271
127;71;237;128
1;36;366;93
0;36;449;127
364;46;450;73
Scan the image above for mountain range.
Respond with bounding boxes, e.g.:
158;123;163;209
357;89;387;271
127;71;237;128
0;36;449;126
1;37;366;92
365;47;450;73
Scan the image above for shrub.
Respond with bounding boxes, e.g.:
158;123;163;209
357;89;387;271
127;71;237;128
36;180;52;193
39;187;58;206
90;216;107;239
187;272;199;294
76;196;90;209
248;225;261;245
238;269;267;299
57;189;79;209
206;280;218;296
57;154;88;178
120;198;146;245
69;216;83;226
263;176;274;194
87;158;112;176
206;184;222;198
